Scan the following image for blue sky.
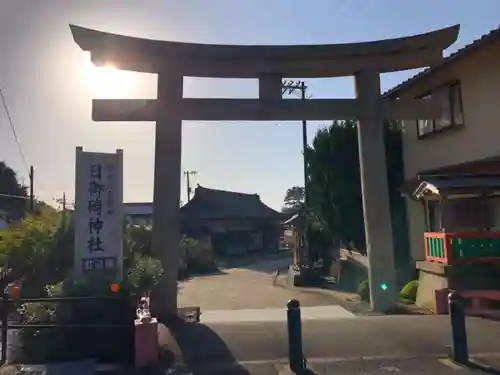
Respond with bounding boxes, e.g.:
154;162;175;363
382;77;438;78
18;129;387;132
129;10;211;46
0;0;499;210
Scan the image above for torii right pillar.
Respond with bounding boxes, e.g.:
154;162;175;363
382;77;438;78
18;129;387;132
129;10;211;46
356;70;396;312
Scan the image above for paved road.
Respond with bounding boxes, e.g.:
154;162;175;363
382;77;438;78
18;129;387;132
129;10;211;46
172;257;500;374
184;356;500;375
160;315;500;374
178;256;346;313
201;315;500;362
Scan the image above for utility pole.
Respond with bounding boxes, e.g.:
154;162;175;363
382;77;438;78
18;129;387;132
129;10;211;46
62;192;67;224
29;165;34;213
281;80;309;204
282;80;311;267
183;170;198;201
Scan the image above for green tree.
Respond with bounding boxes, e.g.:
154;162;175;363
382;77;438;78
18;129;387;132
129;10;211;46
127;253;163;297
305;120;410;277
0;213;62;294
282;186;305;213
306;120;362;246
0;161;28;219
124;223;152;257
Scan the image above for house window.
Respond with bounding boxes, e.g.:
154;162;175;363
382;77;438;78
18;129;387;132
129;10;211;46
416;82;464;138
450;83;464;126
417;95;434;137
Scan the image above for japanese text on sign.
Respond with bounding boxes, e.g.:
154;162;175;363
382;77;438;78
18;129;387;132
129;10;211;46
87;163;105;253
82;257;117;272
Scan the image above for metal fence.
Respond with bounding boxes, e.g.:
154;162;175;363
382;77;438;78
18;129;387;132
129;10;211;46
0;293;135;364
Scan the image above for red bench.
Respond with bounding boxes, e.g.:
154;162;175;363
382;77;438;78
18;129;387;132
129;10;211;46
460;290;500;314
435;289;500;315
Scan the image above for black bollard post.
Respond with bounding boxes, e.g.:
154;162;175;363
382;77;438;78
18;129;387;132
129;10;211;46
448;290;469;365
287;299;306;373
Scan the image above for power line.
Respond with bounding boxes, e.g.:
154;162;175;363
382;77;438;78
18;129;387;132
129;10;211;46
0;88;55;204
0;88;29;172
0;192;30;200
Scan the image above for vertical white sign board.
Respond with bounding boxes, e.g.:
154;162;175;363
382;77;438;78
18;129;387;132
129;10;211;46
74;147;124;280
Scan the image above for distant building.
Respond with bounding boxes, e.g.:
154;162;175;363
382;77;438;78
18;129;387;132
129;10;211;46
182;186;286;255
124;185;287;256
123;202;153;227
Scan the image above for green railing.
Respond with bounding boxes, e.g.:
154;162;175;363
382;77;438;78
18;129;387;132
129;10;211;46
424;232;500;265
426;236;445;259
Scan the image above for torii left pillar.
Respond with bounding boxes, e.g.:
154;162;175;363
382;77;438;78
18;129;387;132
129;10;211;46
151;67;183;318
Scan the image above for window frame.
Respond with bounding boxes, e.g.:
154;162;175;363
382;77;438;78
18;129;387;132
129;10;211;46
416;80;464;139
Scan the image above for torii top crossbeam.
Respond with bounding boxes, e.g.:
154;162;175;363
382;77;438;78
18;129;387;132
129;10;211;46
69;24;459;123
70;24;459;78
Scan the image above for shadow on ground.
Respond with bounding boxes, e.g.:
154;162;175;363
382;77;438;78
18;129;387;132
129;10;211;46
159;317;251;375
467;358;500;375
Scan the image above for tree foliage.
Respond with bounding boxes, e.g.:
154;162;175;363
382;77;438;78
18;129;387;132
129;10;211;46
282;186;305;213
0;215;66;294
126;253;163;297
124;223;152;257
305;119;407;254
0;161;28;220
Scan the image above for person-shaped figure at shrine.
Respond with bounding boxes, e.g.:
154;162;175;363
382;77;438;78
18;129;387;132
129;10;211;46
136;296;152;323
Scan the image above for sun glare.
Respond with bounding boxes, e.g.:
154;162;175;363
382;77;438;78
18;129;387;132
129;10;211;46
85;61;136;98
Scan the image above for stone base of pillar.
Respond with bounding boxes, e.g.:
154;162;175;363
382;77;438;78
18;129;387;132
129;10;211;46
134;318;159;368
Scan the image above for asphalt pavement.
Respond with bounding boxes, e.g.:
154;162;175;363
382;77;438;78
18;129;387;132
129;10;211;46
171;255;500;374
161;314;500;374
184;356;500;375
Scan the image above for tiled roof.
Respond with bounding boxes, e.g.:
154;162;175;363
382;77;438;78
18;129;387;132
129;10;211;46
180;185;283;220
419;154;500;176
384;26;500;97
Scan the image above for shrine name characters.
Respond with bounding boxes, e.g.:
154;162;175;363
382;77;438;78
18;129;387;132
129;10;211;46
83;162;117;272
106;162;115;215
87;163;105;253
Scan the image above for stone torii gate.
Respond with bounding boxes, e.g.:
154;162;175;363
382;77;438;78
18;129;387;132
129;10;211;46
70;24;459;315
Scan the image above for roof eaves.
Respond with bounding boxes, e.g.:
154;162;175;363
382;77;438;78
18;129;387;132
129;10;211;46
383;26;500;98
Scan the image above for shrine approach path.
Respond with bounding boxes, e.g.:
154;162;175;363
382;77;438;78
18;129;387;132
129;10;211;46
177;254;351;322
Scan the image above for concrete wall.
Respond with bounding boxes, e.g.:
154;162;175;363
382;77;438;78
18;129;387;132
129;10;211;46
397;41;500;261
